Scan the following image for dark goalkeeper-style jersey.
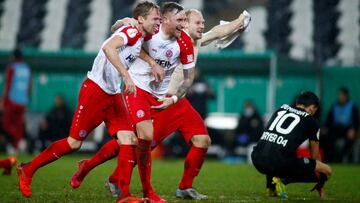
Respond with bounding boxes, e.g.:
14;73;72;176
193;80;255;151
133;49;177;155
253;104;320;157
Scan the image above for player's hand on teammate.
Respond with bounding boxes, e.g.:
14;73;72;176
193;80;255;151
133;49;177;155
123;74;137;95
151;97;174;110
150;61;164;82
111;17;139;33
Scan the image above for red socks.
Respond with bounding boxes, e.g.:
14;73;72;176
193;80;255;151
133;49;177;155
24;138;73;177
85;139;119;173
136;138;153;195
109;164;119;184
179;146;207;189
117;145;136;198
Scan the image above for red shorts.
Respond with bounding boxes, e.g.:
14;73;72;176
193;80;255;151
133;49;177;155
124;86;208;144
69;79;133;141
2;100;26;148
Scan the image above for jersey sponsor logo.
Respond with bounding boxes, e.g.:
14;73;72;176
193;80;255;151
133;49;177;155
187;54;194;62
136;110;145;118
125;54;136;63
280;104;309;117
260;132;288;147
165;49;173;58
155;59;172;69
126;28;138;38
79;130;88;138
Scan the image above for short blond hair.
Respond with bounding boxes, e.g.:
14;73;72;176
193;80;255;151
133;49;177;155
185;9;201;22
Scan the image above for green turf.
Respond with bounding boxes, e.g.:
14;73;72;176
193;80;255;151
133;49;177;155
0;154;359;202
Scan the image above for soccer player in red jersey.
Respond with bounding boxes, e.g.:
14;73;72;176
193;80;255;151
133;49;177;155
123;3;195;202
71;5;251;200
16;2;160;201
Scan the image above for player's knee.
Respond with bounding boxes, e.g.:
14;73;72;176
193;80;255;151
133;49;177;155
116;131;137;145
137;128;153;140
192;135;211;148
316;160;332;177
67;137;82;150
136;121;154;141
325;164;332;177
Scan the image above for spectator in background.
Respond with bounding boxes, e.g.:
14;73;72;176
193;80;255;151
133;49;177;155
2;48;32;152
0;96;9;152
323;87;359;163
187;68;215;119
235;100;264;147
38;95;72;150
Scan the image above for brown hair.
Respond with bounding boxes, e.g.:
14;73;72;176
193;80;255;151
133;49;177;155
160;2;184;16
133;1;159;19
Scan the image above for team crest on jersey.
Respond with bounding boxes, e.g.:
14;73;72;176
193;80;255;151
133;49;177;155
187;54;194;62
136;110;145;118
165;50;173;58
79;130;88;138
126;28;138;38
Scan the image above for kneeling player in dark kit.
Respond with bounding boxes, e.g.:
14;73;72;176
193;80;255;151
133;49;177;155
251;91;332;200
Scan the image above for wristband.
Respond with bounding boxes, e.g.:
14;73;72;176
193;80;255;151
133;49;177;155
171;95;178;104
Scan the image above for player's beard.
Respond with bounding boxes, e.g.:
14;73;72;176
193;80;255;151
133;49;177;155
174;26;183;38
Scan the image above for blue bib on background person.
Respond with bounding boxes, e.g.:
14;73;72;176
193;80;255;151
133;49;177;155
9;62;31;105
333;101;353;127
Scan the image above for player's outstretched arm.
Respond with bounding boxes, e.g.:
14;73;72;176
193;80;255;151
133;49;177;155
102;36;136;95
200;11;249;46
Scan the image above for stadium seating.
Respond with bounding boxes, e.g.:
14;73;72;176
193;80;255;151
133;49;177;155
84;0;111;51
40;0;69;51
313;0;340;65
289;0;313;60
336;0;360;65
243;6;267;52
0;0;358;65
0;0;22;49
61;0;91;49
265;0;293;55
17;0;47;48
109;0;132;33
0;0;4;21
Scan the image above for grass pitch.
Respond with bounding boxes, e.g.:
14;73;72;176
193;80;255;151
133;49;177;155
0;154;359;202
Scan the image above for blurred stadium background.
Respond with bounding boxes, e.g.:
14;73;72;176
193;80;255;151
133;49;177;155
0;0;359;162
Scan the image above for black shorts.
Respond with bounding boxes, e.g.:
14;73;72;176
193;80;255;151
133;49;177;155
251;150;316;178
